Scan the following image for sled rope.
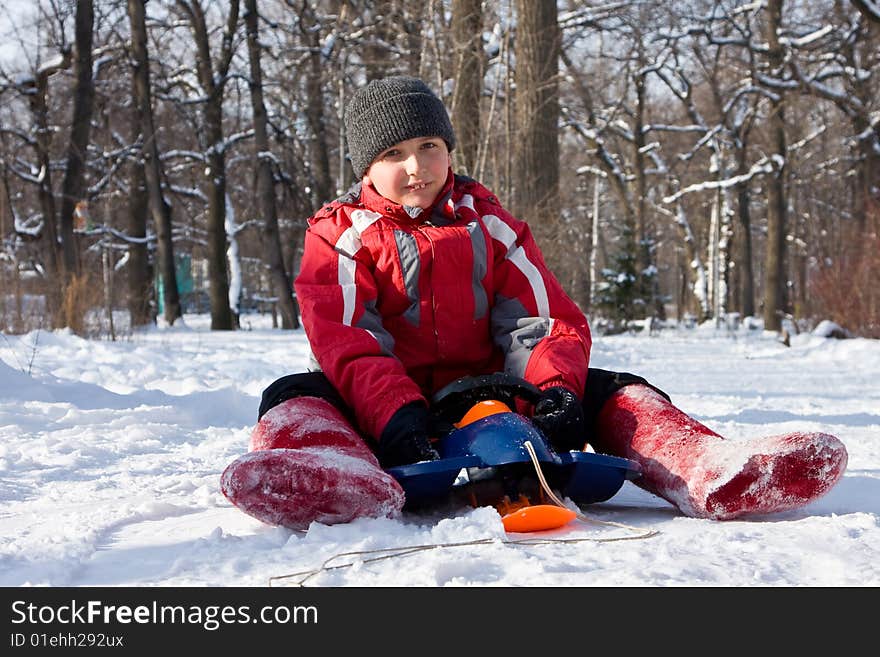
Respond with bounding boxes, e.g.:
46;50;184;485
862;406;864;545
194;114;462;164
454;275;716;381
523;440;658;538
268;442;657;587
270;530;656;586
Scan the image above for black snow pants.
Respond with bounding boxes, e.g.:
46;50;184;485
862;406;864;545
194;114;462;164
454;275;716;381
257;368;670;443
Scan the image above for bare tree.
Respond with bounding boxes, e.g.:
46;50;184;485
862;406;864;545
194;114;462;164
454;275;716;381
294;0;334;206
245;0;299;329
561;4;676;322
174;0;241;330
762;0;788;332
127;0;181;325
125;92;152;328
400;0;425;76
630;11;665;319
451;0;483;176
57;0;95;281
363;0;394;81
513;0;560;229
789;2;880;233
17;51;72;322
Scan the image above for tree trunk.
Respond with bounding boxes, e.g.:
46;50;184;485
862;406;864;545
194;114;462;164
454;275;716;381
402;0;425;76
126;134;152;327
854;113;880;233
127;0;181;325
633;62;648;277
245;0;299;329
676;203;710;321
735;152;755;318
762;0;787;332
853;8;880;232
58;0;95;279
513;0;560;231
632;50;663;319
299;1;333;207
364;1;393;81
204;106;235;330
28;72;63;322
183;0;240;330
451;0;483;176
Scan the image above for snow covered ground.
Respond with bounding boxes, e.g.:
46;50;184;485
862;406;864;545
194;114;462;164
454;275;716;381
1;314;877;587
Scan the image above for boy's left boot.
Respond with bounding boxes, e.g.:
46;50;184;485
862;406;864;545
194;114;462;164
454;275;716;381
221;397;405;530
592;385;848;520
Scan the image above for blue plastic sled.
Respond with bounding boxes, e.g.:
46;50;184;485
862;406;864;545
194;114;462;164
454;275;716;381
386;411;641;509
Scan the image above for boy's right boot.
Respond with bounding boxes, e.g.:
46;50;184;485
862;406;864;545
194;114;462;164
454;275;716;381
221;397;405;530
592;385;848;520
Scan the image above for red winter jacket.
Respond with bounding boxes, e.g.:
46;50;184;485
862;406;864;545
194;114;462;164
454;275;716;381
294;170;591;441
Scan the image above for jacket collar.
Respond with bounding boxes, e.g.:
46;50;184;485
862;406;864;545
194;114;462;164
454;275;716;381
360;168;456;226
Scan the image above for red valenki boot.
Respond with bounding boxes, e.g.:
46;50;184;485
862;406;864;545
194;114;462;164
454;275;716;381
593;385;848;520
221;397;405;530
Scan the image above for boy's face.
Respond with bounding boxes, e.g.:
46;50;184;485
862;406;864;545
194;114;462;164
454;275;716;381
363;136;451;209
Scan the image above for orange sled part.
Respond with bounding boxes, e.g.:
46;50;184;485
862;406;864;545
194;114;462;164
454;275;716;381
501;504;577;533
454;400;513;428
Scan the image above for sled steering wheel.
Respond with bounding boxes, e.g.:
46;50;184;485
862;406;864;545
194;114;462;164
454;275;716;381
430;372;544;424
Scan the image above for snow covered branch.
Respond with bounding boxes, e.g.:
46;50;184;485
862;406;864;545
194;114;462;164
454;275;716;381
643;124;706;134
14;212;43;237
662;157;775;204
779;25;834;49
168;184;208;202
851;0;880;24
162;150;206;163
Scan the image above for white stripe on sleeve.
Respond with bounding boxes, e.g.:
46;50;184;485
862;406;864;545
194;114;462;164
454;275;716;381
482;214;550;319
334;209;383;327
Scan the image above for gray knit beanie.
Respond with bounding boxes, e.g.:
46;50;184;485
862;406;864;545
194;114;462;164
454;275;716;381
344;76;456;179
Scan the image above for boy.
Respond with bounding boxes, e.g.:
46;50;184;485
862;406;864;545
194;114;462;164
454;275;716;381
221;76;846;530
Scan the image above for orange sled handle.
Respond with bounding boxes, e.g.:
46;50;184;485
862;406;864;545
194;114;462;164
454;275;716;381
501;504;577;533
